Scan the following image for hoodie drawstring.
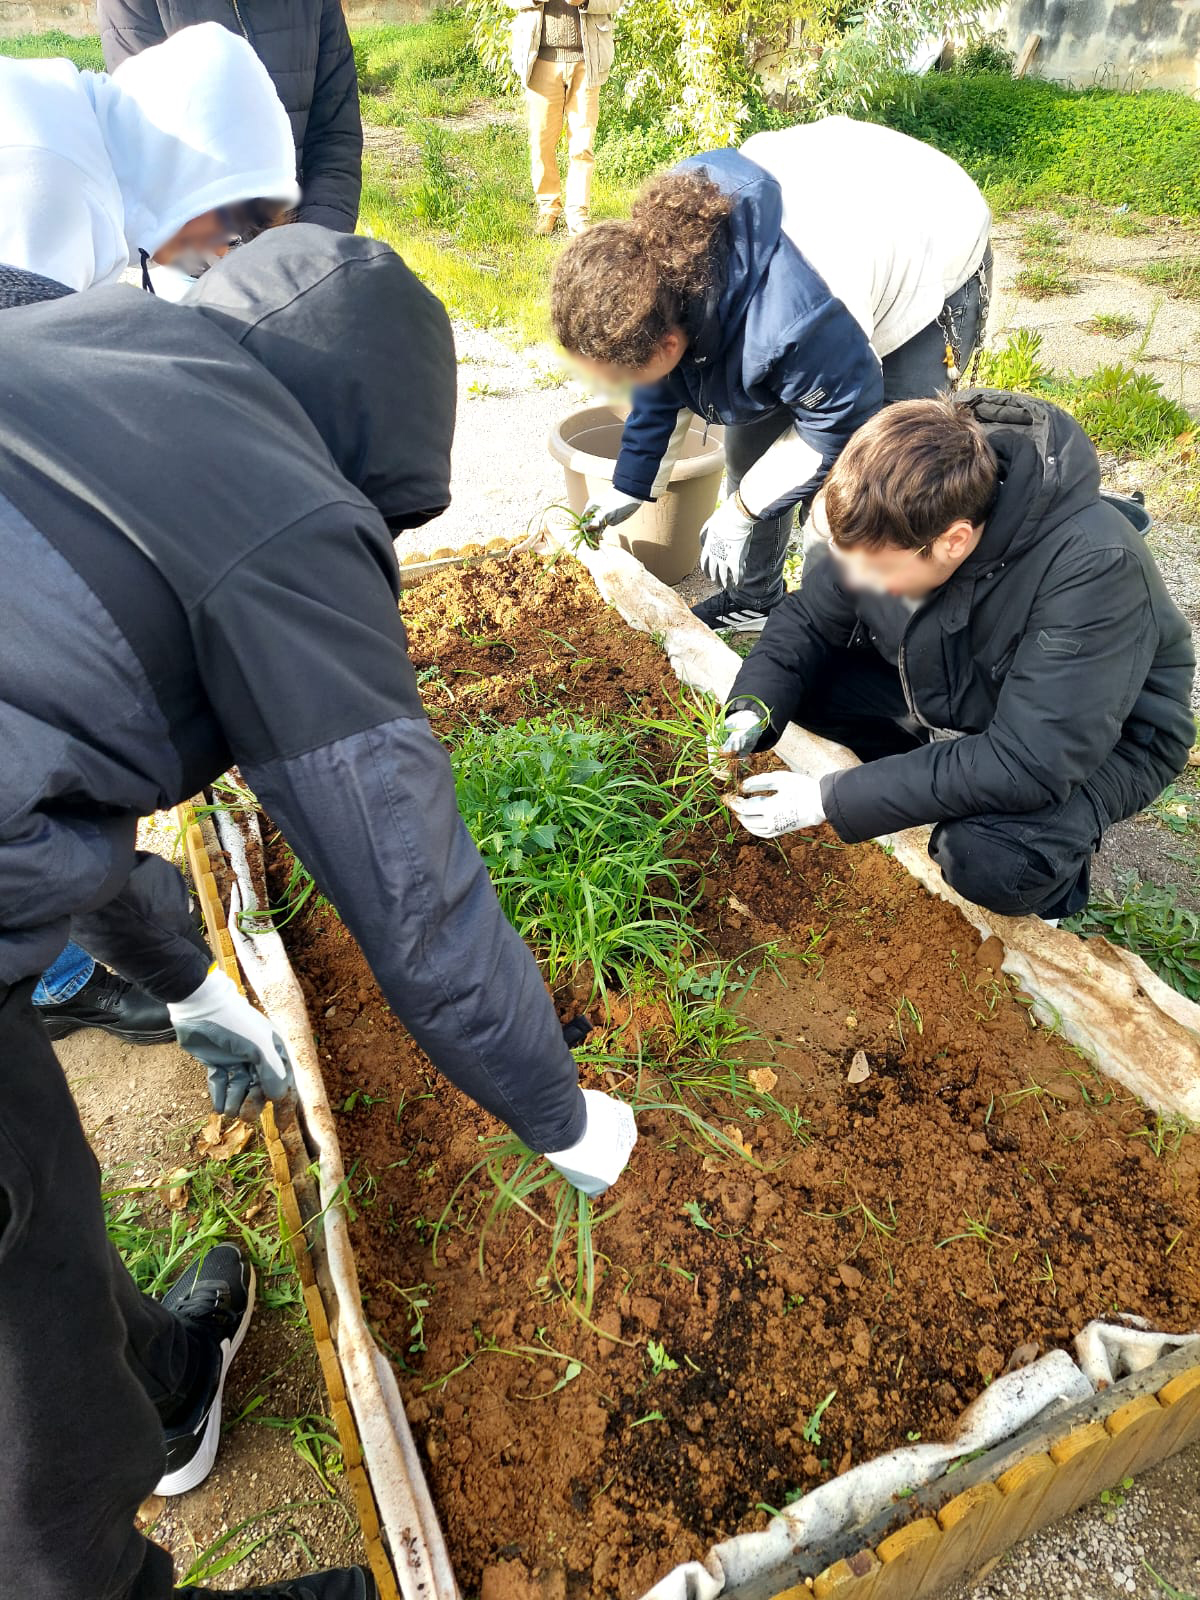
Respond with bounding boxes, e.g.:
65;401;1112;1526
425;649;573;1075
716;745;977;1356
139;249;156;295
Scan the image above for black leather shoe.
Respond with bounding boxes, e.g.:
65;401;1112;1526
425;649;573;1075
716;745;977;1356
37;967;175;1044
185;1569;378;1600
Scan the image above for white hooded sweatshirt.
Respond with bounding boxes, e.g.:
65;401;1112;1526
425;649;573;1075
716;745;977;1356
0;23;299;293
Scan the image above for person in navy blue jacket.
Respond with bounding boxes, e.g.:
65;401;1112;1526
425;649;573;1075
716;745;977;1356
551;139;990;633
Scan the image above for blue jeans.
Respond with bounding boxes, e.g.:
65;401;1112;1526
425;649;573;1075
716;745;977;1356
32;941;95;1006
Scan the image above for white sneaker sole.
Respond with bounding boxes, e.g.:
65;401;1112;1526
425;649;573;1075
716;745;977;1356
718;612;770;635
156;1264;257;1497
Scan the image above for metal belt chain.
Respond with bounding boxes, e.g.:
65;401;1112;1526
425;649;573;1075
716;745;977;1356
937;254;991;390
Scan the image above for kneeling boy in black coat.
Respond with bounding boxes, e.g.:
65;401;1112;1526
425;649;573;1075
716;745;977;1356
721;391;1195;921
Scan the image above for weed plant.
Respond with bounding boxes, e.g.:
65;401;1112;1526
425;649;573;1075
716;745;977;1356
448;713;720;992
1066;876;1200;1002
975;330;1193;457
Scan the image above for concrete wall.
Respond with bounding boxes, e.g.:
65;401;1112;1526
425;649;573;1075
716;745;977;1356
0;0;429;38
1000;0;1200;89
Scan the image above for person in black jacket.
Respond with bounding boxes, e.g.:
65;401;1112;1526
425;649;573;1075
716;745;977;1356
720;392;1195;921
98;0;362;234
0;230;633;1600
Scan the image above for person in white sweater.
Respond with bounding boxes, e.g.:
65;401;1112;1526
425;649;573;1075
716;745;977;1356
556;116;992;632
0;22;300;296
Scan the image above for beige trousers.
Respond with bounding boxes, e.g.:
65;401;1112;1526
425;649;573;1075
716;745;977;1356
525;56;600;230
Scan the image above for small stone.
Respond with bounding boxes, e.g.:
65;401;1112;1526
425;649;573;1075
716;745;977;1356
847;1050;870;1084
967;1131;989;1154
748;1066;779;1094
845;1013;858;1030
837;1263;864;1289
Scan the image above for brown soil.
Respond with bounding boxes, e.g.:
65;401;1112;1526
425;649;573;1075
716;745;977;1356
271;555;1200;1600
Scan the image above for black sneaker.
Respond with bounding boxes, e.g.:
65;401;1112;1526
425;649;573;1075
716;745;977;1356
185;1569;378;1600
691;591;776;634
37;967;175;1044
157;1244;256;1496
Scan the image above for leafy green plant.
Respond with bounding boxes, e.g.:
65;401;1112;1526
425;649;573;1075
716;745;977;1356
646;1338;680;1375
1082;312;1138;339
1012;263;1079;299
1066;877;1200;1002
1147;783;1200;835
801;1388;837;1445
974;328;1053;393
1100;1474;1134;1521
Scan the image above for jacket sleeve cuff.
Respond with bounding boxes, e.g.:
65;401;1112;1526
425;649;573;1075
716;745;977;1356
296;203;358;234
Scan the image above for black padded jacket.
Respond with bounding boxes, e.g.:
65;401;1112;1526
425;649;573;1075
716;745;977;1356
728;391;1196;844
0;231;586;1154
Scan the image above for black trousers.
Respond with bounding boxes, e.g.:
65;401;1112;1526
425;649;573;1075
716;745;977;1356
0;980;188;1600
798;649;1143;921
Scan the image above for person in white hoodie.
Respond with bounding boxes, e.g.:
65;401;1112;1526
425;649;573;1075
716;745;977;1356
0;22;300;296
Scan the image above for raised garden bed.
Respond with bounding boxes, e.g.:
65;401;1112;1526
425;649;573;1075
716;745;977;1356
262;553;1198;1600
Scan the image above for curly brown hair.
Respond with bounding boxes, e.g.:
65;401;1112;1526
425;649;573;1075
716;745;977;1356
550;172;733;368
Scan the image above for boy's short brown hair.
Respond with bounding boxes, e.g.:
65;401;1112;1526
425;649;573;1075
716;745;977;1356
823;395;999;554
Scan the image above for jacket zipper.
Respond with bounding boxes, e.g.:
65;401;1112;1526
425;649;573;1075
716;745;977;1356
230;0;249;39
896;606;935;732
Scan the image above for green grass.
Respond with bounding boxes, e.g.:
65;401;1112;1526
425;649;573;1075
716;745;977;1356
1011;263;1080;300
448;711;720;992
868;73;1200;216
354;14;499;119
0;28;102;69
104;1142;302;1314
1082;312;1139;339
1139;258;1200;301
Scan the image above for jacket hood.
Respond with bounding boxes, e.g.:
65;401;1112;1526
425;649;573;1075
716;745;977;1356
958;389;1102;572
676;148;783;363
189;226;456;527
0;55;129;290
87;23;299;262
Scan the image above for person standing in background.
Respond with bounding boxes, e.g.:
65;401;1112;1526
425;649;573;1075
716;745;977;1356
507;0;624;236
98;0;362;234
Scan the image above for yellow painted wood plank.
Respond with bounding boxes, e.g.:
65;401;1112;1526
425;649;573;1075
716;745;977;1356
1025;1423;1113;1537
316;1331;348;1407
925;1481;1007;1591
1098;1394;1172;1485
1156;1367;1200;1458
873;1516;942;1599
812;1549;882;1600
332;1398;364;1470
350;1464;381;1543
991;1451;1057;1545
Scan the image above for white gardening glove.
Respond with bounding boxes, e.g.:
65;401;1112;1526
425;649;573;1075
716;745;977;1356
727;771;825;839
581;487;643;538
168;968;296;1120
717;708;765;756
707;708;765;776
545;1089;637;1197
699;494;756;589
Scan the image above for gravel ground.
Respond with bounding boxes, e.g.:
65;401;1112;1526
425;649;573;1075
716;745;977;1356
940;1440;1200;1600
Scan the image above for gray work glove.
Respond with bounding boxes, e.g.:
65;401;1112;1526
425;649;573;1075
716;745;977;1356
168;968;295;1120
